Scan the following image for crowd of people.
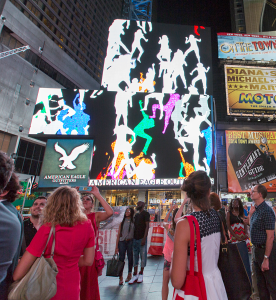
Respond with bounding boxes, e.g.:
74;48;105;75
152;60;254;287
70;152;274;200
1;148;276;300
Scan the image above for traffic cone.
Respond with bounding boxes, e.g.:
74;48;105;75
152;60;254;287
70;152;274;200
148;225;164;255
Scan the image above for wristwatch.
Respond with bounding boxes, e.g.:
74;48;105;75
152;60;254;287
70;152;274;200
264;255;269;259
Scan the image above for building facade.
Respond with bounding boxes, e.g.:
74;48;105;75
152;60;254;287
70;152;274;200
0;0;123;181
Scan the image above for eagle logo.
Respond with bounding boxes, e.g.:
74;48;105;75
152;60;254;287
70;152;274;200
54;142;90;170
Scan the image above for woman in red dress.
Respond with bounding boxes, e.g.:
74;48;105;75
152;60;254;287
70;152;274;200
13;186;95;300
80;186;113;300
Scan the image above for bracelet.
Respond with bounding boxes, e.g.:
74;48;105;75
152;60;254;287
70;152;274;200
264;255;269;259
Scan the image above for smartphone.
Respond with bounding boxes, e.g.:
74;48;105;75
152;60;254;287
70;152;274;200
172;199;177;205
79;186;92;191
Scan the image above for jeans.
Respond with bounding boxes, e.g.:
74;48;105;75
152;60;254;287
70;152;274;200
133;238;147;268
252;243;276;300
118;239;133;276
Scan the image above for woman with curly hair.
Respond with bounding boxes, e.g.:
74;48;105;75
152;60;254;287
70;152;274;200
226;198;250;251
13;186;95;300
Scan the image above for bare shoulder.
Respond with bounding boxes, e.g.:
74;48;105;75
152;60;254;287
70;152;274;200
176;218;190;232
175;218;190;242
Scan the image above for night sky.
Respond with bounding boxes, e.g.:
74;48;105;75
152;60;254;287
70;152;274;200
155;0;232;34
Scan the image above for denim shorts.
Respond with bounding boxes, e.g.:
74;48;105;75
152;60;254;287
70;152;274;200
133;238;147;268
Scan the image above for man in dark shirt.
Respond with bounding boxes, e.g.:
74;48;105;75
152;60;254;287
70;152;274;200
244;184;276;300
128;201;150;284
22;197;47;250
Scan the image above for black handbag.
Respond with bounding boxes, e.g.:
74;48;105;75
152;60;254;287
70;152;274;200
106;255;125;277
217;214;252;300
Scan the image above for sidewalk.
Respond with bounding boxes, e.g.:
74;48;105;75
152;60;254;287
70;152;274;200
99;256;173;300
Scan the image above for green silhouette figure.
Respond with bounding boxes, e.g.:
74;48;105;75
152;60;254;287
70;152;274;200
132;100;155;155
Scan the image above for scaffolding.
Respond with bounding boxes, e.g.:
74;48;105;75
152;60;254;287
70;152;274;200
122;0;152;21
0;45;30;59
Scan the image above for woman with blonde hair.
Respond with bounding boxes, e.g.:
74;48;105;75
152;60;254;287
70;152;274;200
13;186;95;300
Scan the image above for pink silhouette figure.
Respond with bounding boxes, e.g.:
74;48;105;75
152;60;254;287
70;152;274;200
149;93;180;134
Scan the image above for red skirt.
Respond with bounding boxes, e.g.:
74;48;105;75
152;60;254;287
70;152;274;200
80;259;100;300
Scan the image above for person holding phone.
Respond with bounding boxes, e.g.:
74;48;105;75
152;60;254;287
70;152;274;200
79;186;113;300
162;202;179;300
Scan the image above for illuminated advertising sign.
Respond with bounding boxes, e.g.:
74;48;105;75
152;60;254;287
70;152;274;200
29;88;214;188
225;65;276;116
39;139;93;188
226;130;276;192
244;0;276;33
218;33;276;61
102;20;212;95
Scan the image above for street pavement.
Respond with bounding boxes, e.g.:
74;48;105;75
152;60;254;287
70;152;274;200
99;255;172;300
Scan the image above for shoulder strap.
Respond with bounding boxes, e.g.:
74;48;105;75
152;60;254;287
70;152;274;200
42;226;55;257
188;215;203;275
185;216;195;275
216;211;227;244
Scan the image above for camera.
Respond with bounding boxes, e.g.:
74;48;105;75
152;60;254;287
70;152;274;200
19;125;24;132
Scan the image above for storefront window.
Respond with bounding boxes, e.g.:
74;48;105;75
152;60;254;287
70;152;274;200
104;190;139;207
148;190;182;222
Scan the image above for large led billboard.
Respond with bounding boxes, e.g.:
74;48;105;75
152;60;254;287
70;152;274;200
218;33;276;61
224;65;276;116
226;130;276;192
244;0;276;33
102;20;212;95
30;88;214;188
39;139;94;188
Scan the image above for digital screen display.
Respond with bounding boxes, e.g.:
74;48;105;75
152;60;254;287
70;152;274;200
39;139;94;188
224;65;276;116
29;88;91;136
30;88;214;188
102;20;212;95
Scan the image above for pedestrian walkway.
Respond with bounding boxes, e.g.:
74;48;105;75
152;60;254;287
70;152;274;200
99;256;173;300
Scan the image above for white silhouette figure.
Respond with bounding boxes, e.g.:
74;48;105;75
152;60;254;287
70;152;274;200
103;20;130;76
181;85;198;106
162;71;174;93
114;88;134;127
102;54;136;90
157;35;172;63
54;142;90;170
168;49;187;90
183;35;201;62
129;78;140;92
194;95;211;126
177;113;207;171
190;63;210;95
171;98;187;139
157;35;172;78
131;29;148;62
142;92;165;119
128;153;157;179
108;20;130;55
111;125;136;175
137;21;152;33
